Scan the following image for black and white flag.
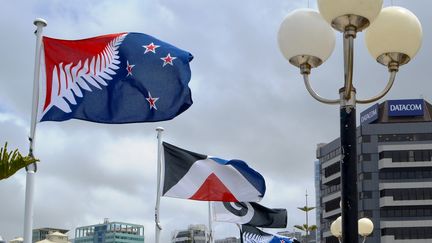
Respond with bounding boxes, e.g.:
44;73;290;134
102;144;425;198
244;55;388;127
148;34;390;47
212;202;287;228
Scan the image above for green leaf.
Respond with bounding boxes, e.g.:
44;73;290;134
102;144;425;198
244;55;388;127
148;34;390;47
294;225;305;232
308;225;318;231
297;206;316;212
0;142;39;180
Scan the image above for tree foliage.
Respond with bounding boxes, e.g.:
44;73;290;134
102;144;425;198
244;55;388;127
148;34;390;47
0;143;39;180
296;196;317;243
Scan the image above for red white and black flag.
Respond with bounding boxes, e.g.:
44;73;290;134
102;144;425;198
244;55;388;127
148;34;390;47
162;142;266;202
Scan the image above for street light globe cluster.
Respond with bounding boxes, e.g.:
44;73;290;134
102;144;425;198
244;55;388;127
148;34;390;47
278;2;422;71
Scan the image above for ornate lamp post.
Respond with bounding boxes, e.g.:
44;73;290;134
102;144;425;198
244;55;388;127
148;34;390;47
277;1;422;242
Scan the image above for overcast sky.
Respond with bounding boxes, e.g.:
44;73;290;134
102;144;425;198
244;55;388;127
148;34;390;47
0;0;431;242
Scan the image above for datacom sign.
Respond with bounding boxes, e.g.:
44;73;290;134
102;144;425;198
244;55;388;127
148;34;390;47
360;103;379;125
388;99;424;117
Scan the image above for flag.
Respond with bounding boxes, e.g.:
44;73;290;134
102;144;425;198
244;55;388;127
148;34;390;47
39;32;193;123
213;202;287;228
242;225;300;243
162;142;266;202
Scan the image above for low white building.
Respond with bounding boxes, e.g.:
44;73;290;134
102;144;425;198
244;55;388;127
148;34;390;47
36;232;69;243
9;237;23;243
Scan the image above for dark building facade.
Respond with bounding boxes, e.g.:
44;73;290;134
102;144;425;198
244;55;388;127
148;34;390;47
316;99;432;243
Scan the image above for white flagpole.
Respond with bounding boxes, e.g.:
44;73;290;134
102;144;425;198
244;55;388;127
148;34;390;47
208;202;214;243
236;224;243;243
23;18;47;243
155;127;164;243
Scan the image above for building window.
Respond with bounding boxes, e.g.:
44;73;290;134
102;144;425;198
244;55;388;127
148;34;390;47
381;206;432;218
381;188;432;200
361;135;371;143
325;198;341;212
319;148;341;163
380;167;432;180
359;172;372;180
360;191;373;199
321;184;341;196
382;227;432;239
379;150;432;162
324;162;341;177
359;210;373;218
378;133;432;143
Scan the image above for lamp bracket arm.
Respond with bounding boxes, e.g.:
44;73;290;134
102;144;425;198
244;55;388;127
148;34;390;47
303;74;340;104
357;70;398;104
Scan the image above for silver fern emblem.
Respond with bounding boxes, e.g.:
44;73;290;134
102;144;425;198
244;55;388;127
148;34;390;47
42;33;127;115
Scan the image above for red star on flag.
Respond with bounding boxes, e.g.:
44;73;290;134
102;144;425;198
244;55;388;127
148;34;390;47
146;92;159;110
161;53;177;67
143;42;160;54
126;60;135;76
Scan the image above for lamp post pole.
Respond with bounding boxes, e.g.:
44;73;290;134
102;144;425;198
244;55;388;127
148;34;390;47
339;88;358;243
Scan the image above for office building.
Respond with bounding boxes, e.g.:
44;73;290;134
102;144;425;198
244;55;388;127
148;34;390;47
316;99;432;242
314;159;322;243
75;219;144;243
33;228;69;243
171;224;210;243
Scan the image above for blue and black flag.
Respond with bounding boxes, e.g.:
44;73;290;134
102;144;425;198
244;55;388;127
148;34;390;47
242;225;300;243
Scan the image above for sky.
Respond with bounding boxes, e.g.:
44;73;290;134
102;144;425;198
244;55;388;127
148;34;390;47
0;0;431;242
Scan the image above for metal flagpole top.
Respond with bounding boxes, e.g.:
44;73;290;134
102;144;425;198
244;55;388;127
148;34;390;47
33;18;47;27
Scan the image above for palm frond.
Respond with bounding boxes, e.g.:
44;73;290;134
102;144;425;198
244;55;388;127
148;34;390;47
294;225;305;232
0;142;39;180
308;225;318;231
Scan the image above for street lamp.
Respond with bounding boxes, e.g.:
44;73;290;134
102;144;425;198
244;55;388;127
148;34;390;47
278;1;422;243
331;217;374;243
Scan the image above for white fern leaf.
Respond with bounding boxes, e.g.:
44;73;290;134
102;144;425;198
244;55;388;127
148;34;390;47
43;33;127;115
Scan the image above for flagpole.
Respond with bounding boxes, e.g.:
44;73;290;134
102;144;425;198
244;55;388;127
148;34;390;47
155;127;164;243
208;202;214;243
23;18;47;243
236;224;243;243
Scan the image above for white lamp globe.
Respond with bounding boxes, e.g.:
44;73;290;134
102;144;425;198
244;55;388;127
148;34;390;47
278;9;335;68
358;218;374;237
365;6;422;63
330;216;342;238
318;0;383;27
